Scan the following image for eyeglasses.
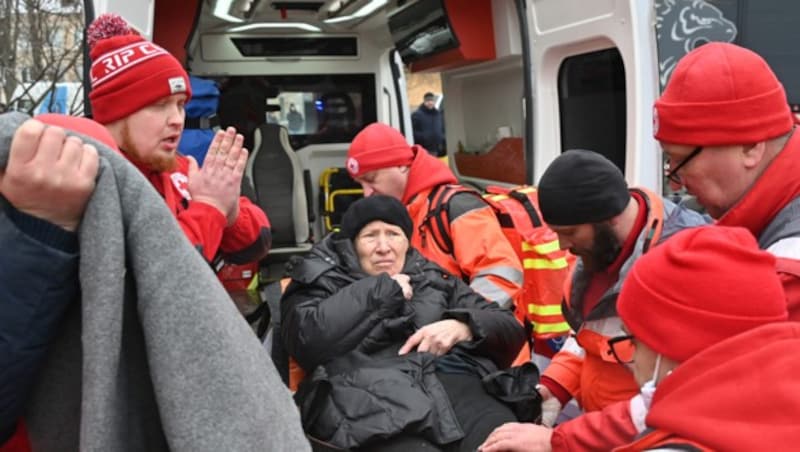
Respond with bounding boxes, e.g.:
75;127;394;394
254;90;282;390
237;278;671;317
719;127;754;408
607;334;635;364
664;145;703;185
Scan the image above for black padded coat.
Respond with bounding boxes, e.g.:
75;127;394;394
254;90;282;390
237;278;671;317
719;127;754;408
280;234;526;449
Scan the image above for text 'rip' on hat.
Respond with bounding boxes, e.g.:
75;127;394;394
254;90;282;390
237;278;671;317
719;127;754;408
87;13;191;125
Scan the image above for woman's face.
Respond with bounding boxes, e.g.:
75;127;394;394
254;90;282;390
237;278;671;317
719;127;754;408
354;220;409;276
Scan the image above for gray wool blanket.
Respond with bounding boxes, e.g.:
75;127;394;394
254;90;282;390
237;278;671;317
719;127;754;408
0;112;309;451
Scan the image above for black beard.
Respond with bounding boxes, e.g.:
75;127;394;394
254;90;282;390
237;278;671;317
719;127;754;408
584;223;623;272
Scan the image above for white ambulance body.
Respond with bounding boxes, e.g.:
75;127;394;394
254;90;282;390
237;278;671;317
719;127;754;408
87;0;800;234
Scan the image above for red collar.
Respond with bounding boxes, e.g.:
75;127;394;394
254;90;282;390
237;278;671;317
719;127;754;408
401;146;457;204
718;130;800;236
605;191;648;276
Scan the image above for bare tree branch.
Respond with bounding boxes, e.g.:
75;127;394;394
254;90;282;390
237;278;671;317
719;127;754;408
1;0;83;114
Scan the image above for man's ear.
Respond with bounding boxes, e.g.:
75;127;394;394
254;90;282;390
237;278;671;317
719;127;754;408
742;142;767;169
398;165;410;174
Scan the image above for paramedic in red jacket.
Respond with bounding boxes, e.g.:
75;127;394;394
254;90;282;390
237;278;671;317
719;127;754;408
614;226;795;450
481;226;796;451
656;42;800;319
345;123;523;315
85;14;270;265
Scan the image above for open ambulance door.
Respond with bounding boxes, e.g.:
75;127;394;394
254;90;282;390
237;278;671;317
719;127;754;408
527;0;661;190
388;0;532;189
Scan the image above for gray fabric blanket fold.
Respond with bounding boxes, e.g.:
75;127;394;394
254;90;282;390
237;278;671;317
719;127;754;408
0;112;310;451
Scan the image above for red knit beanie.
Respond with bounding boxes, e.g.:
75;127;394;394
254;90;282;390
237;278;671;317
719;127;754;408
654;42;793;146
618;226;787;363
346;123;414;178
87;13;191;125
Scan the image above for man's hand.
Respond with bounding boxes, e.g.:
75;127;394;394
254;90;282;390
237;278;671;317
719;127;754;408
187;127;247;226
391;273;413;300
398;319;472;356
0;119;99;232
537;384;552;401
536;385;562;427
479;423;554;452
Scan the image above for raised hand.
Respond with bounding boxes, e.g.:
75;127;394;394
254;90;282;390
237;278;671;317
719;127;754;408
0;119;99;231
187;127;248;225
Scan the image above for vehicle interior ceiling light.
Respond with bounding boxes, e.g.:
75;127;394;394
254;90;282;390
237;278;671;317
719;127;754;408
229;22;322;32
241;0;259;18
323;0;389;24
327;0;346;13
214;0;244;23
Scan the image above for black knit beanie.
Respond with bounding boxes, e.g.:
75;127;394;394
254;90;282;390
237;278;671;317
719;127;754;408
340;195;414;240
538;149;630;226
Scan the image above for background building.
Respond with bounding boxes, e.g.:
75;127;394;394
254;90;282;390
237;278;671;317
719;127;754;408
0;0;84;114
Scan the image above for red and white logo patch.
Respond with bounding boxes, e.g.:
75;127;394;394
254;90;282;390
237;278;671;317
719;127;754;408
171;172;192;201
90;41;168;88
346;157;359;175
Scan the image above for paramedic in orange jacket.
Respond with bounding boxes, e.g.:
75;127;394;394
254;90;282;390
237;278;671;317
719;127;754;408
478;150;706;452
85;14;270;266
345;123;523;313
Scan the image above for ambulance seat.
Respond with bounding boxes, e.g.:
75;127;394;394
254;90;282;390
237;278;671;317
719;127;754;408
246;123;313;255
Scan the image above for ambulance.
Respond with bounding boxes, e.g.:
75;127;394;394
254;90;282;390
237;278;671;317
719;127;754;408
83;0;800;220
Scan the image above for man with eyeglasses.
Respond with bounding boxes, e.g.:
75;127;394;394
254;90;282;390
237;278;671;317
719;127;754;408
478;150;706;452
656;42;800;320
610;226;794;450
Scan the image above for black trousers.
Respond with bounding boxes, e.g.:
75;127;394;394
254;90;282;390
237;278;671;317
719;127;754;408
359;372;518;452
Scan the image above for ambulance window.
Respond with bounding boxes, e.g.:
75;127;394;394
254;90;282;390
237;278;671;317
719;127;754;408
557;48;626;174
215;74;376;150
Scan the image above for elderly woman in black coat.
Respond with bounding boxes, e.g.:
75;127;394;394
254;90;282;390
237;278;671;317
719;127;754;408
281;195;527;452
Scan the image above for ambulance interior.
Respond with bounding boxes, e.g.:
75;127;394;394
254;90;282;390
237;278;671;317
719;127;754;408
172;0;622;243
133;0;800;284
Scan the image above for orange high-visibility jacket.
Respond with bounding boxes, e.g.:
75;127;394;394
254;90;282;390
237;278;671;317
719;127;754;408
401;148;524;311
407;186;524;310
542;188;707;412
400;148;526;362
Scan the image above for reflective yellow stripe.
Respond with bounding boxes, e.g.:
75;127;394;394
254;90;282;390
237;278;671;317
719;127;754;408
534;322;571;334
522;240;561;254
483;187;537;202
528;304;563;316
485;194;508;202
523;257;569;270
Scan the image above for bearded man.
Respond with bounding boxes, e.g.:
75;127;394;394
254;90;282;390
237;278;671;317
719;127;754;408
86;13;270;265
